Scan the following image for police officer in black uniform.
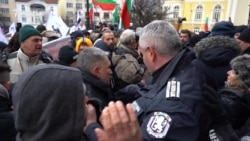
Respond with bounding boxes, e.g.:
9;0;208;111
132;20;213;141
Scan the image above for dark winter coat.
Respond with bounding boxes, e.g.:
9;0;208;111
219;88;250;129
0;96;16;141
193;36;241;91
80;70;114;109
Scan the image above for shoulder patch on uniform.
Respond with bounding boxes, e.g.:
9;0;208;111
146;112;172;139
209;129;220;141
166;80;180;98
241;136;250;141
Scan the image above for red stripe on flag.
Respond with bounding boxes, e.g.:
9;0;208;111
121;0;130;29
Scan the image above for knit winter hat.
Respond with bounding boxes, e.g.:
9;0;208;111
59;46;78;65
211;21;235;38
70;31;84;40
230;54;250;89
235;25;248;33
238;28;250;43
36;24;47;33
75;38;93;52
19;25;42;42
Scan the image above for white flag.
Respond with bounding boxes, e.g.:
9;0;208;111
46;12;69;37
76;10;83;24
8;23;16;36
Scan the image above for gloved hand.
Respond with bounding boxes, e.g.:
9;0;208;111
114;84;141;104
203;84;229;127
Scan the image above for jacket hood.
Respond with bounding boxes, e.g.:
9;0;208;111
116;43;139;58
94;40;111;52
12;64;85;141
194;36;241;65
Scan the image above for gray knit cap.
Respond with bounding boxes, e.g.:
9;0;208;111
230;54;250;89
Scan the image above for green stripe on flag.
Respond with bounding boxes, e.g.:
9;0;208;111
94;0;116;4
89;3;93;8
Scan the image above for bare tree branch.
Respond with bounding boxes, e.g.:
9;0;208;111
131;0;171;27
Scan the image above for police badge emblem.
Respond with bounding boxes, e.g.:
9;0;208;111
146;112;172;138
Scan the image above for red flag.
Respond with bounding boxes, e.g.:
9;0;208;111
204;17;208;32
120;0;131;29
89;3;93;24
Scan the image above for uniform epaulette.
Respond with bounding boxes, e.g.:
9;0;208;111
166;80;180;98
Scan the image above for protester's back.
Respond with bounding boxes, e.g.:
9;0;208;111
12;64;85;141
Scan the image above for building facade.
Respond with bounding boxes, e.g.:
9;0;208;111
0;0;16;31
1;0;121;31
164;0;250;33
16;0;58;26
58;0;122;26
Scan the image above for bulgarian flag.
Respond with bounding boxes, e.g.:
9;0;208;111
93;0;116;11
89;3;93;23
113;5;119;24
204;17;209;32
120;0;132;29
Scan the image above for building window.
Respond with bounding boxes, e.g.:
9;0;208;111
35;16;40;23
0;0;8;4
0;16;10;22
194;27;200;34
67;11;74;17
195;5;203;21
0;8;9;14
94;12;100;17
76;3;82;9
103;12;109;19
213;5;221;22
21;5;25;11
22;16;27;22
66;3;73;8
173;6;179;19
50;7;54;12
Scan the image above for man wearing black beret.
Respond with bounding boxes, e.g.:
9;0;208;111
237;28;250;55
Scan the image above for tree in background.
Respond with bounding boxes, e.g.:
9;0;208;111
131;0;170;27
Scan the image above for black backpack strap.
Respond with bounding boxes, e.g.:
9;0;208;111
3;51;17;63
40;50;53;63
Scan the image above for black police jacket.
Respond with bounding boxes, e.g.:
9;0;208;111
132;49;213;141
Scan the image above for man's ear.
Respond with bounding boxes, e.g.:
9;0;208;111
92;66;100;77
148;46;157;62
130;39;136;45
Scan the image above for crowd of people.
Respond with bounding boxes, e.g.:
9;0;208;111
0;19;250;141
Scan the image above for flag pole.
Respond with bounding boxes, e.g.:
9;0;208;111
118;0;123;29
86;0;90;29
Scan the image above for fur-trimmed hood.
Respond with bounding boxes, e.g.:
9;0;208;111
194;36;241;65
